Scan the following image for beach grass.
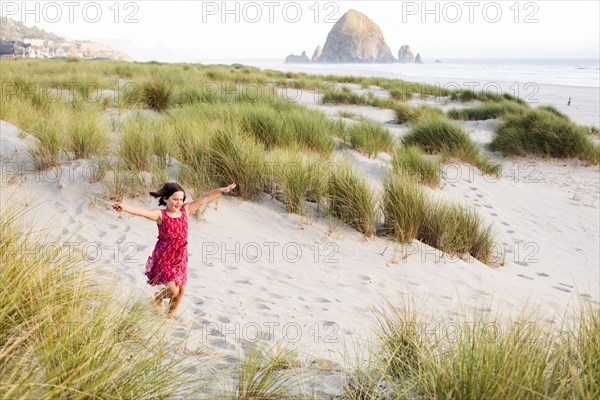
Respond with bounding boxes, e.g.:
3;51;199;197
327;162;378;237
231;341;299;399
419;201;496;264
394;103;444;124
0;207;196;399
346;120;394;158
403;117;502;176
66;108;110;159
367;299;600;400
269;151;322;215
489;108;600;164
142;74;173;111
119;111;156;171
206;125;266;201
447;100;528;121
382;174;426;243
391;145;440;187
27;111;67;170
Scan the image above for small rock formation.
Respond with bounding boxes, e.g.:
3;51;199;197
397;45;414;63
415;53;423;64
285;51;310;64
315;9;395;63
311;45;323;62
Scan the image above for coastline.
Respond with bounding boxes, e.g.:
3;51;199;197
212;59;600;127
2;59;599;397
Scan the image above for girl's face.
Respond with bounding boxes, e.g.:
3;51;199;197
165;191;185;212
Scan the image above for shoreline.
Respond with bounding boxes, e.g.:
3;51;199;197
222;60;600;127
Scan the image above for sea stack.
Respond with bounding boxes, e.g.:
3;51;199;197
398;45;415;63
315;9;395;63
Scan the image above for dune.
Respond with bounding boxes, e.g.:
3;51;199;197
1;76;598;397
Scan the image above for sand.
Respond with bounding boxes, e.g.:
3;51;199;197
1;76;598;396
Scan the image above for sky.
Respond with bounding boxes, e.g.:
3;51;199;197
2;0;599;62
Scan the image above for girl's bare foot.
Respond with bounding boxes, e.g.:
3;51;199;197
152;292;164;315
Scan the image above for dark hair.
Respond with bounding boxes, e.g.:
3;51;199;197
149;182;186;206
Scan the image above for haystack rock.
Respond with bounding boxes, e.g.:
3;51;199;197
415;53;423;64
315;9;395;63
398;45;415;63
311;45;323;62
284;51;310;64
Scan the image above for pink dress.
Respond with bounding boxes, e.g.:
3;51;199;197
145;207;188;286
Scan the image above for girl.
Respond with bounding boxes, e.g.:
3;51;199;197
113;182;236;318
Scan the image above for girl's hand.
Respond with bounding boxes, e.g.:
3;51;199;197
221;183;236;193
113;203;125;212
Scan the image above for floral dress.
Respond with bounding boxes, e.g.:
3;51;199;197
145;207;188;286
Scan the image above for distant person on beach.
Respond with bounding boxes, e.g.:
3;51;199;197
113;182;236;318
568;97;572;106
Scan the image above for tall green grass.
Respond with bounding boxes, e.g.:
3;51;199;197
447;100;528;121
27;112;67;170
347;120;394;158
231;341;300;399
327;163;378;237
419;201;496;264
269;151;325;215
403;117;501;176
142;74;173;111
369;299;600;400
66;109;110;159
0;207;196;398
206;125;266;201
489;108;600;164
391;145;440;187
381;172;495;264
394;103;444;124
382;174;426;243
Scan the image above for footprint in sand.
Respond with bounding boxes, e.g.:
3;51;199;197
75;200;85;214
553;286;571;293
559;283;574;289
537;272;549;277
501;221;510;226
172;328;189;339
476;194;484;198
484;204;493;209
469;187;478;191
490;213;498;216
309;296;331;303
515;261;529;266
235;280;251;286
517;274;533;280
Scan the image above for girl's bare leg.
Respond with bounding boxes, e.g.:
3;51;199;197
167;284;185;319
153;282;179;313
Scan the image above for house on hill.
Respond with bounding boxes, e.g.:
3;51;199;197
0;40;31;58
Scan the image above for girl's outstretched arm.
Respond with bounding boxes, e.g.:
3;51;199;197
184;183;236;215
113;203;161;221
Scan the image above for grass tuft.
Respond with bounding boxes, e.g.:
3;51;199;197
327;162;378;237
489;108;600;164
347;120;394;158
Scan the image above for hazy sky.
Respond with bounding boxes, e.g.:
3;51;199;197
3;1;599;62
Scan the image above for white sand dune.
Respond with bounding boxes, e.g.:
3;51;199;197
1;80;598;395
